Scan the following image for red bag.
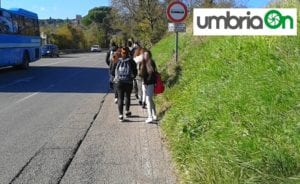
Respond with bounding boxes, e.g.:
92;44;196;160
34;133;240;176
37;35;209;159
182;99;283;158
154;72;165;95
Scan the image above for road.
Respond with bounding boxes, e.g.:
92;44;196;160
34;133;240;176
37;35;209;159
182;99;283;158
0;53;109;183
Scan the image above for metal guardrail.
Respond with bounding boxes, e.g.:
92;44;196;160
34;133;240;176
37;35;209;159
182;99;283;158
58;49;89;54
58;48;108;55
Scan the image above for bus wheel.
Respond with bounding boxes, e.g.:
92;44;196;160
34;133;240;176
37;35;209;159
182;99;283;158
20;53;30;69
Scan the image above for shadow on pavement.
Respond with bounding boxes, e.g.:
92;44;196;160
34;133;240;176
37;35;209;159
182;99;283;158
42;55;79;59
0;66;110;94
122;119;142;123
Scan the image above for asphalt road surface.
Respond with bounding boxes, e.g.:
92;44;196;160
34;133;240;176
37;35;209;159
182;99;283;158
0;53;109;183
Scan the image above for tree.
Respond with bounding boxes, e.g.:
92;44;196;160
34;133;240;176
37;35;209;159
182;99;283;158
84;24;106;47
111;0;167;47
82;6;113;47
48;24;86;49
82;7;112;26
183;0;243;8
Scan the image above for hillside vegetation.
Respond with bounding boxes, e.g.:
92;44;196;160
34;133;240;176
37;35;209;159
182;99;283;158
152;1;300;183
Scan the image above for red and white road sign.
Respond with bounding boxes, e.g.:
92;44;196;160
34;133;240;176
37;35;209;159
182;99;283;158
166;1;188;23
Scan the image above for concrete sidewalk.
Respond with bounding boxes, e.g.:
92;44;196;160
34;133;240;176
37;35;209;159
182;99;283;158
60;94;177;184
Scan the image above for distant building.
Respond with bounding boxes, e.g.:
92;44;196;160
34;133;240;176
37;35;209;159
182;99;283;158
75;15;82;25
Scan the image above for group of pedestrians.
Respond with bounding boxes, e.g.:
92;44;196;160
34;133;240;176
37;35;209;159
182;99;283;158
106;41;158;123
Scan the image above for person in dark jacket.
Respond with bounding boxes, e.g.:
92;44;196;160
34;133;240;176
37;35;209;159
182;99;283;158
141;50;157;123
109;48;121;103
127;41;139;100
106;42;118;66
112;47;137;122
106;42;118;96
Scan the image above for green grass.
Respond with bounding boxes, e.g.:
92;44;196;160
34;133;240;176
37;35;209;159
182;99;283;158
152;1;300;183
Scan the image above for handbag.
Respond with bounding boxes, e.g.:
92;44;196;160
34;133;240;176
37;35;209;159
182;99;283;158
154;72;165;95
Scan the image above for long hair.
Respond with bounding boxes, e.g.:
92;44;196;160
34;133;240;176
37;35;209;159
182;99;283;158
112;48;121;64
141;50;155;75
133;47;145;58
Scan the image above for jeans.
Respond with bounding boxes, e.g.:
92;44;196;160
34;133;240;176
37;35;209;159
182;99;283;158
145;84;156;119
116;82;133;115
142;84;146;104
113;83;118;98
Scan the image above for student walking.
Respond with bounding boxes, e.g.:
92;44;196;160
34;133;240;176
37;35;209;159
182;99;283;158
106;42;118;66
109;48;121;103
128;41;140;100
141;50;157;123
112;47;137;122
106;42;119;103
133;47;146;107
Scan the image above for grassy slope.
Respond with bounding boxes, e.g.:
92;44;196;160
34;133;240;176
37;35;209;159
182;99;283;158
152;2;300;183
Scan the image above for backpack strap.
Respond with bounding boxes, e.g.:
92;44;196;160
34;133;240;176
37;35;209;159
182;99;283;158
114;60;121;82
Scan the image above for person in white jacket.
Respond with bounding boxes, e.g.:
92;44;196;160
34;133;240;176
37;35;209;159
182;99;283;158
133;48;147;108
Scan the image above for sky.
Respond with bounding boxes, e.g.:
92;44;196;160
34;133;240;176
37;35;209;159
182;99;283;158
1;0;110;19
1;0;271;19
246;0;272;8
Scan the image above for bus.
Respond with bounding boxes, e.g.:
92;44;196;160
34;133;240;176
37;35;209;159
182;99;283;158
0;8;41;69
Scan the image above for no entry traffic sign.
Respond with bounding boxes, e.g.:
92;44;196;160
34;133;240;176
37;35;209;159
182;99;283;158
166;1;188;64
166;1;188;23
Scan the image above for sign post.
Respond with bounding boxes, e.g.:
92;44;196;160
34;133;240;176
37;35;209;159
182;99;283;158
166;1;188;63
176;32;179;63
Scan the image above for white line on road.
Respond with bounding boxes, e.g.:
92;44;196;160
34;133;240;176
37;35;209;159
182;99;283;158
0;92;40;114
14;92;40;104
0;71;83;113
0;53;104;113
0;83;55;113
38;60;73;67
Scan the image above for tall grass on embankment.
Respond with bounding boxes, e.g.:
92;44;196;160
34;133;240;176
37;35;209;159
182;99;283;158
152;1;300;183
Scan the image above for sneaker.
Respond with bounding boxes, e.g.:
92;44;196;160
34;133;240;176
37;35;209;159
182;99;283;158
119;115;124;122
145;118;153;124
153;115;158;121
125;111;132;118
114;98;118;104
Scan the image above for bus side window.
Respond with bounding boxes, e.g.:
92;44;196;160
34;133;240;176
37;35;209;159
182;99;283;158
0;10;4;33
34;19;40;36
24;17;35;36
18;16;26;35
0;10;13;34
0;10;9;33
11;14;19;34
